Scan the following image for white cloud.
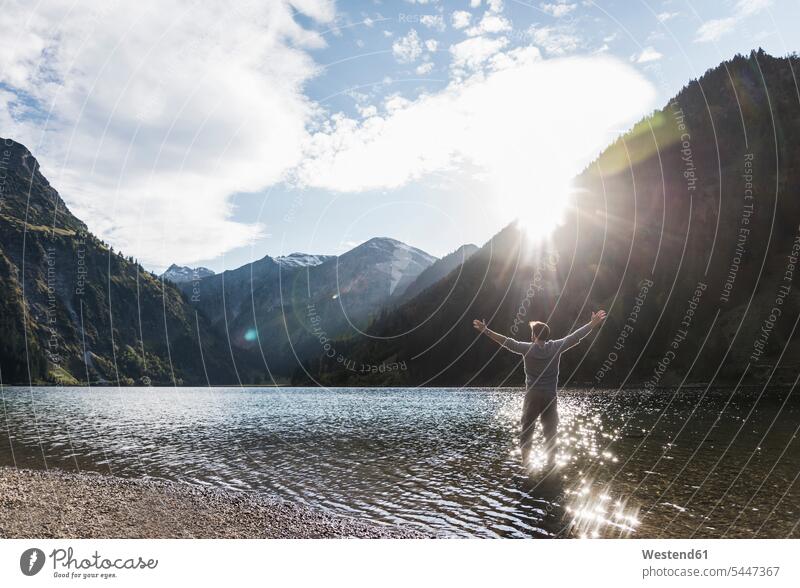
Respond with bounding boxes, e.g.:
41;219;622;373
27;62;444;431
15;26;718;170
470;0;482;8
656;12;679;22
528;25;581;55
487;0;504;13
452;10;472;29
635;46;663;63
420;14;446;31
358;104;378;118
416;62;435;75
739;0;772;16
488;45;542;71
449;36;509;71
425;39;439;52
540;2;576;18
384;95;412;113
695;17;737;42
695;0;772;43
297;54;656;232
0;0;333;269
344;89;369;104
393;29;423;63
466;13;512;36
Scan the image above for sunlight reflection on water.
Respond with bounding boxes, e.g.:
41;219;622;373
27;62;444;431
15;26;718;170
0;386;797;538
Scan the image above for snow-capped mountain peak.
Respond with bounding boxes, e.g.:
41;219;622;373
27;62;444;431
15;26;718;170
275;253;335;268
160;264;215;284
341;237;438;297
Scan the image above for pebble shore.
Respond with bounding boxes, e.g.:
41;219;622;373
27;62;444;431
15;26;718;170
0;467;429;539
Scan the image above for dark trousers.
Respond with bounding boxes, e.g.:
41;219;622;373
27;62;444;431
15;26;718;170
520;389;559;456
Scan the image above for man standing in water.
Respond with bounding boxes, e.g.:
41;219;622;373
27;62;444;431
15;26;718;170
473;311;606;469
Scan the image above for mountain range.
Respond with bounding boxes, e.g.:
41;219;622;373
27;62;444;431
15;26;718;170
1;49;798;387
306;49;800;388
177;236;438;378
0;144;441;384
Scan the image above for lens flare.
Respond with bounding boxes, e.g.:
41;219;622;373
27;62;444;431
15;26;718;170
503;179;573;240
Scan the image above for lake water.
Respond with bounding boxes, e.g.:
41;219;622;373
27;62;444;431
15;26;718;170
1;386;798;538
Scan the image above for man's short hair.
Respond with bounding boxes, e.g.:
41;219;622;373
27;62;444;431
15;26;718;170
529;321;550;341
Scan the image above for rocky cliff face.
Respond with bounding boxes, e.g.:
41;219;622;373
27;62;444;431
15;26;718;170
0;139;246;385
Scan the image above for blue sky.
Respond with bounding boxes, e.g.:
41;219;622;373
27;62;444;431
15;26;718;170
1;0;798;272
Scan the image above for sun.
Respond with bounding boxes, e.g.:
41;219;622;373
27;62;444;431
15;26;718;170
502;179;573;240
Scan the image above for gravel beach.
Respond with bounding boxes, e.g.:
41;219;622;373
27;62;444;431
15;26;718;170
0;467;429;539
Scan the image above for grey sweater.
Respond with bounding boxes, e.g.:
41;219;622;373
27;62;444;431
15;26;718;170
502;322;593;393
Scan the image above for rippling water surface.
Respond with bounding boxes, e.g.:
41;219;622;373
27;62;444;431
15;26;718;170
1;386;798;538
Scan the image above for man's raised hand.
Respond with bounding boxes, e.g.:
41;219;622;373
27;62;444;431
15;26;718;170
590;310;607;328
472;318;488;333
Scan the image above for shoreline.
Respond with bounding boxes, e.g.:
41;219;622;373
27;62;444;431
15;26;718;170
4;383;791;389
0;467;430;539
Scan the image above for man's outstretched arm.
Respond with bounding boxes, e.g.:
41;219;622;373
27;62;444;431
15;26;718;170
552;310;607;351
472;319;529;354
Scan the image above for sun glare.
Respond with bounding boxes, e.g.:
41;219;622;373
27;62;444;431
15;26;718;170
503;179;574;240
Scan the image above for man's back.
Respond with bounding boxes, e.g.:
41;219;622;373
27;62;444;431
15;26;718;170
472;311;606;468
502;323;593;392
